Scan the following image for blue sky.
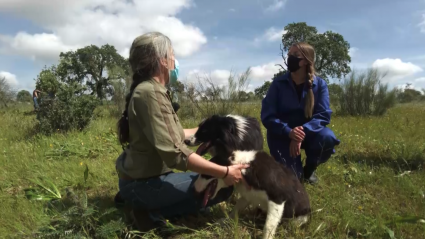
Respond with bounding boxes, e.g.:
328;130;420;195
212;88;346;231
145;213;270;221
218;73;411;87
1;0;425;93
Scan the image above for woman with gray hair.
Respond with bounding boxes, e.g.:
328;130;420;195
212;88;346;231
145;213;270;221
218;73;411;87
115;32;249;231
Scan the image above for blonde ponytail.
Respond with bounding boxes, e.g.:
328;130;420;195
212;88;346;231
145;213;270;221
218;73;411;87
305;64;315;118
293;42;316;119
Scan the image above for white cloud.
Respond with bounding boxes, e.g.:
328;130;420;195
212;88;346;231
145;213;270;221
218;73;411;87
348;47;359;57
182;60;282;91
0;0;207;62
0;71;19;87
254;27;287;43
229;8;236;12
183;69;258;92
415;77;425;82
264;27;287;42
418;14;425;33
184;69;233;87
250;61;282;83
371;58;423;82
0;32;80;62
265;0;287;12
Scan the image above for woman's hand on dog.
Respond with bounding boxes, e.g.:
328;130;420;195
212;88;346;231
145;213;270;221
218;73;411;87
289;126;305;142
290;140;302;158
223;164;250;187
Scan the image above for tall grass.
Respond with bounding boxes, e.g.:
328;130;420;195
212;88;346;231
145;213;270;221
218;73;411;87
1;100;425;238
3;69;425;238
336;68;397;116
181;68;252;119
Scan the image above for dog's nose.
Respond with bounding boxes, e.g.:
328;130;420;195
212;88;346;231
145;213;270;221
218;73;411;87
184;139;190;145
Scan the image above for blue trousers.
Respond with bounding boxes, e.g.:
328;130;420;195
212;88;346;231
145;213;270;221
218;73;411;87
118;171;233;222
33;97;39;110
267;127;340;179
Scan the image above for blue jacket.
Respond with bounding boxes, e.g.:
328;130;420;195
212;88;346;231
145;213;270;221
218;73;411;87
261;72;332;140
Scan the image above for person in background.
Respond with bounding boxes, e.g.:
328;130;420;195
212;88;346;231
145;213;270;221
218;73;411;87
114;32;249;231
261;42;340;185
32;89;42;111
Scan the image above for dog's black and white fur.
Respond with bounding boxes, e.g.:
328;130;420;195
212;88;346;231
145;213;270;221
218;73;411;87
185;114;311;239
184;114;264;154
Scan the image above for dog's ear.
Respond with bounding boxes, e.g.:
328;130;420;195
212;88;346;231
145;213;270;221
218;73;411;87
228;123;237;135
222;127;238;149
217;116;236;135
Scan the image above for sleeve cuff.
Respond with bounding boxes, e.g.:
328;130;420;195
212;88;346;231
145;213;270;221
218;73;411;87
283;126;292;137
173;142;194;171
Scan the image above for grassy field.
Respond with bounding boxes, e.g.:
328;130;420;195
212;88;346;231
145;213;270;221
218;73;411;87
0;102;424;238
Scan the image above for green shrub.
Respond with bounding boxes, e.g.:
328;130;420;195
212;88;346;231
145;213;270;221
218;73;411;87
0;77;16;108
35;65;61;98
108;79;128;118
336;68;397;116
36;82;99;135
396;86;424;103
328;83;343;106
16;90;32;102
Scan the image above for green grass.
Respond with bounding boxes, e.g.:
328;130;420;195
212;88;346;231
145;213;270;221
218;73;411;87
0;102;424;238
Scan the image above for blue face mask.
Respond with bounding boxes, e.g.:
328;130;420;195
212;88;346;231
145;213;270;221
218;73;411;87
169;58;179;85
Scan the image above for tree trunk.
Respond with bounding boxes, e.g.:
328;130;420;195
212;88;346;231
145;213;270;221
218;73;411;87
96;82;103;99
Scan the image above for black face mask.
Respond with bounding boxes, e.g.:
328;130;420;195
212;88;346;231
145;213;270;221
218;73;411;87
286;55;302;73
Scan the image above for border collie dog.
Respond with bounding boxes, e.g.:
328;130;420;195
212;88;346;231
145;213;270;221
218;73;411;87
184;114;264;155
185;114;311;239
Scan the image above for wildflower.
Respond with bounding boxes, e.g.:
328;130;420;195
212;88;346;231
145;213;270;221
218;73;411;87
358;206;363;210
81;142;84;146
80;162;83;166
50;144;53;147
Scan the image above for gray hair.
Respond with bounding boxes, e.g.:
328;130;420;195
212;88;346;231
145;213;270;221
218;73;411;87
118;32;174;145
129;31;173;76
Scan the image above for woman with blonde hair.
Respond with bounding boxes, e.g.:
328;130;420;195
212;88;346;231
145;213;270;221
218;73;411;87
261;42;340;184
115;32;249;231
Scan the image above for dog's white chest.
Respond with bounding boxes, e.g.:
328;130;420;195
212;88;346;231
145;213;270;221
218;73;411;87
236;185;269;211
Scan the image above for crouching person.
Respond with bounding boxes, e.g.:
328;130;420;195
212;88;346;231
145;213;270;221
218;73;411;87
261;42;340;185
114;32;249;232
